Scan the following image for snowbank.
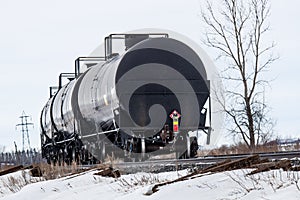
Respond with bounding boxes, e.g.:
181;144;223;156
0;169;299;199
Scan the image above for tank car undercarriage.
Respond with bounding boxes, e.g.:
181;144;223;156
41;128;200;164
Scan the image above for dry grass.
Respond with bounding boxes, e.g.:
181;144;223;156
205;143;282;156
0;170;43;194
225;169;300;195
0;161;93;195
116;173;169;193
103;154;123;169
37;161;86;180
205;139;300;156
0;161;112;196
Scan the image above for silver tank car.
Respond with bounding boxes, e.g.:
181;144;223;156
40;32;211;164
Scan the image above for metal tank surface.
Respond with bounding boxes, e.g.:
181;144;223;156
40;31;216;164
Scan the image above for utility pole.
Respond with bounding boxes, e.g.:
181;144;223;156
16;111;34;152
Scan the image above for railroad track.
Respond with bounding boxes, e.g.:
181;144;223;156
114;151;300;173
1;151;299;176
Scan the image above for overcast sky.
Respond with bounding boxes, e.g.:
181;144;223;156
0;0;299;151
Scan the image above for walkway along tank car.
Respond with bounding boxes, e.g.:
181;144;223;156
40;31;213;164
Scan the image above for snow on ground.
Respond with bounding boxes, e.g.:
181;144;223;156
0;168;299;200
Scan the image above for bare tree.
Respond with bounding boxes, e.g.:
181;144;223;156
201;0;277;150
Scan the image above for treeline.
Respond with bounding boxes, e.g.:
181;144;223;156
0;149;43;166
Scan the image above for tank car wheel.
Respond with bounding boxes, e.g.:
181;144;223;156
190;137;198;158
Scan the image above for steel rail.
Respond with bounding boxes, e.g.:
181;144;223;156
75;151;300;174
111;150;300;173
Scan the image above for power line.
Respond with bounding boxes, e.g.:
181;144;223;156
16;111;34;151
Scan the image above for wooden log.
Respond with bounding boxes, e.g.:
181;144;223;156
94;168;112;176
250;161;278;169
201;155;260;173
94;167;121;178
290;166;300;171
30;166;43;177
112;169;121;178
247;160;292;175
201;159;232;172
0;165;23;176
